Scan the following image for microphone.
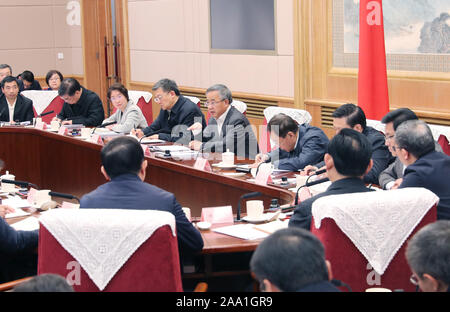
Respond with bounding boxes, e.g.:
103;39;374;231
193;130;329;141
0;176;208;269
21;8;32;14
0;179;39;190
236;191;262;221
99;121;117;128
39;110;54;117
92;121;117;134
313;168;326;175
48;191;80;203
294;177;330;205
138;129;168;143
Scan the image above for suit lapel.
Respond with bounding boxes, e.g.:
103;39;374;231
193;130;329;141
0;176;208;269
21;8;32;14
221;106;234;137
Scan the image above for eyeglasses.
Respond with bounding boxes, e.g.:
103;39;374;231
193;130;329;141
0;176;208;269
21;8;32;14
391;145;403;152
410;274;419;286
205;99;224;107
385;134;395;141
153;92;168;103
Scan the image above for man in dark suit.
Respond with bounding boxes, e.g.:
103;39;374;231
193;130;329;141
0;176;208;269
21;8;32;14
252;113;329;171
289;128;374;230
250;228;340;292
0;160;38;283
132;78;206;144
0;76;34;123
79;136;204;255
395;120;450;220
304;104;392;185
0;64;24;97
188;84;259;159
379;108;443;190
53;78;104;127
18;70;42;91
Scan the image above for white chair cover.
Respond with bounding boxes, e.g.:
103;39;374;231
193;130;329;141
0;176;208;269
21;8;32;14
312;188;439;275
128;90;152;105
185;96;200;105
429;124;450;141
39;208;176;291
21;90;59;116
231;100;247;114
366;119;386;134
263;107;312;125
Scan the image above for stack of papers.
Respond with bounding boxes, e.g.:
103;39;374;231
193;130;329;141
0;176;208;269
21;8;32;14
140;138;165;144
212;224;269;240
10;216;40;231
3;196;32;209
5;208;31;219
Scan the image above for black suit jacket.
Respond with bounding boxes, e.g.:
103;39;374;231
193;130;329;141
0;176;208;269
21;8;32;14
399;151;450;220
0;217;38;283
80;174;204;254
143;95;206;143
288;178;374;230
202;106;259;159
315;126;392;185
57;87;104;127
0;94;34;123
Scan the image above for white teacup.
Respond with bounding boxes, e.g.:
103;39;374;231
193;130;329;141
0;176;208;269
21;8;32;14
81;127;91;138
51;120;60;131
246;200;264;219
222;151;235;166
182;207;192;222
1;171;15;192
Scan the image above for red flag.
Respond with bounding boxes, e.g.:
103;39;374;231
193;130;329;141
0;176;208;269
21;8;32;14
358;0;389;120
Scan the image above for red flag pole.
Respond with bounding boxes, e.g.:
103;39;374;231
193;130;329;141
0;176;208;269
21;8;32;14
358;0;390;120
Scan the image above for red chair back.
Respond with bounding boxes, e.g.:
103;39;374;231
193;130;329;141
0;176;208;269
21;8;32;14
438;135;450;156
136;97;153;125
36;97;64;124
258;118;272;154
311;204;437;292
37;224;183;292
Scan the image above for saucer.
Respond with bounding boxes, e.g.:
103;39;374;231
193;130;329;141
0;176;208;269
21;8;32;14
242;214;273;224
212;162;237;169
197;221;211;230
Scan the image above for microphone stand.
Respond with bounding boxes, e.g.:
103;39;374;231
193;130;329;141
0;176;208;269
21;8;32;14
236;192;262;222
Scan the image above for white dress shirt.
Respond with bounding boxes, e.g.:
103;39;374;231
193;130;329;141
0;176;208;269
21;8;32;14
215;105;232;137
7;98;17;123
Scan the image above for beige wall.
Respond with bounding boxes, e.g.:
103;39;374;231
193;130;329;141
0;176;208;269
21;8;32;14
127;0;294;98
0;0;83;83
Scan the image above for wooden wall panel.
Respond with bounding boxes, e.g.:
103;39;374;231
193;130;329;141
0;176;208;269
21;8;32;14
296;0;450;129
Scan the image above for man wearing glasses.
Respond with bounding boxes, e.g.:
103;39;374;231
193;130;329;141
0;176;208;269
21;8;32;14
395;120;450;220
53;78;104;127
187;84;259;159
406;220;450;292
380;108;443;190
132;78;206;143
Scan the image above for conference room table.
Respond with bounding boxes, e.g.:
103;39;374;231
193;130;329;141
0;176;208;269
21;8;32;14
1;126;297;283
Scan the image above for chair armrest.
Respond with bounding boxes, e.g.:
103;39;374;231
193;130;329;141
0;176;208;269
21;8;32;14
0;276;34;292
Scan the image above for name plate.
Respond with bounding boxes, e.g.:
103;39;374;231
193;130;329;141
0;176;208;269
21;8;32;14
201;206;234;224
58;126;69;135
89;134;103;145
255;163;273;186
141;144;151;157
35;120;47;130
194;157;212;172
